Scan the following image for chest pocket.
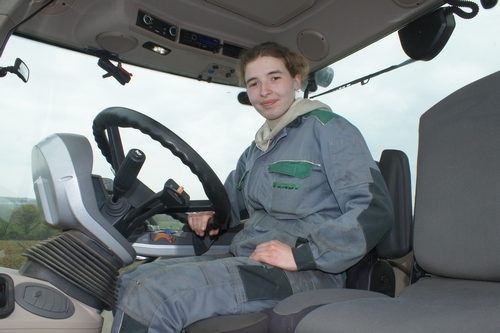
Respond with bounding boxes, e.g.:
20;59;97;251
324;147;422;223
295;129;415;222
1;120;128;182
267;160;318;219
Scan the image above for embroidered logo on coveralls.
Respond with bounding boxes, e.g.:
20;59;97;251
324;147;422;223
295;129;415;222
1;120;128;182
273;182;301;190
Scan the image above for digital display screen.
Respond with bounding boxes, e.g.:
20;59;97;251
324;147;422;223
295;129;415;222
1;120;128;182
198;38;218;47
180;29;220;51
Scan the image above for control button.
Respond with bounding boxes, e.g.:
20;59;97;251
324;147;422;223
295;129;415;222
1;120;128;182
143;15;153;25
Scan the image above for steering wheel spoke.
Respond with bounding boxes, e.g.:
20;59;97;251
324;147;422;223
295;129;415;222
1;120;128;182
106;125;126;171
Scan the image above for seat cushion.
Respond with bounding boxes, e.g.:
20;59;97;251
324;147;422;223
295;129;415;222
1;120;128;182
294;277;500;333
185;311;270;333
268;288;390;332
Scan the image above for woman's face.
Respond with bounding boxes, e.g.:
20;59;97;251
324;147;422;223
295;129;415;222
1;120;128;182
244;56;301;129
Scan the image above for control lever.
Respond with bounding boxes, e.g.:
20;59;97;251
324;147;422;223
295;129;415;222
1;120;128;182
160;179;190;208
113;149;145;201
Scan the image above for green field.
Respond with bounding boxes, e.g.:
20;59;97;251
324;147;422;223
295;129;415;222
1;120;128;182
0;240;39;270
157;220;184;231
0;216;185;271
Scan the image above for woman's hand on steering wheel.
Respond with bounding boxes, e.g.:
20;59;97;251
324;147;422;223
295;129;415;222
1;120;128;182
188;211;219;237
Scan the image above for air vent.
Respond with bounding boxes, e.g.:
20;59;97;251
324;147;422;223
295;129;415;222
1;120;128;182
222;42;246;59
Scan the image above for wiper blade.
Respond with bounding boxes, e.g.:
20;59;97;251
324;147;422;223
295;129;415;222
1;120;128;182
310;59;416;99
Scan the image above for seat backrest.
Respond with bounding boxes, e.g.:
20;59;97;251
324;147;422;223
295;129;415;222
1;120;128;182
346;149;412;295
376;149;413;259
413;70;500;282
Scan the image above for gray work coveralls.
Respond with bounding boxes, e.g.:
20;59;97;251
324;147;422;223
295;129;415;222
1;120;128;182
112;101;394;333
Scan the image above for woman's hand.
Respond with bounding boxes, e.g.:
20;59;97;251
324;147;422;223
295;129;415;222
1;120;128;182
187;211;219;237
249;240;298;271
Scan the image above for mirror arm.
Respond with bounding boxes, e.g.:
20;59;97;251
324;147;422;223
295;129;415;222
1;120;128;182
0;66;13;78
0;58;29;83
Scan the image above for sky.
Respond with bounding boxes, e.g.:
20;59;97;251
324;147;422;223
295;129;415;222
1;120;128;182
0;6;499;202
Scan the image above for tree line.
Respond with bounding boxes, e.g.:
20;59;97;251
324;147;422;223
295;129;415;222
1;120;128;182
0;203;58;240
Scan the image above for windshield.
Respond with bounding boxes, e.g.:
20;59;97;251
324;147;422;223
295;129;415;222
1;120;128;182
0;8;498;261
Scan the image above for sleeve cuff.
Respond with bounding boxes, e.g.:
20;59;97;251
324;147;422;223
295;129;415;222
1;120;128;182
292;239;318;271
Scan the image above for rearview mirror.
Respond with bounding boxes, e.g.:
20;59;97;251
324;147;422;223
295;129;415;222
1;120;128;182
13;58;29;83
0;58;30;83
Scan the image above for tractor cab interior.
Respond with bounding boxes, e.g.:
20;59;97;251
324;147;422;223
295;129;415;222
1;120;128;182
0;1;499;332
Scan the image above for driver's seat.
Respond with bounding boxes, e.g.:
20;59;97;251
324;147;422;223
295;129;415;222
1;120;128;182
282;70;500;332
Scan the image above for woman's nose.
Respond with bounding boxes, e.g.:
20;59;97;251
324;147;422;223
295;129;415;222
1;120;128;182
260;82;271;96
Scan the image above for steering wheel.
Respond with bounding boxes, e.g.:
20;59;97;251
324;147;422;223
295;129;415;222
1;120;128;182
92;107;231;235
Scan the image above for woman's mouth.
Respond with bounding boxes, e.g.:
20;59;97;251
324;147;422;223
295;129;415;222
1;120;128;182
261;99;277;107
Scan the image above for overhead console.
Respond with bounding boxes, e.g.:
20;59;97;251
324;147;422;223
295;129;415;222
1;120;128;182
11;0;452;87
135;8;246;59
132;7;246;85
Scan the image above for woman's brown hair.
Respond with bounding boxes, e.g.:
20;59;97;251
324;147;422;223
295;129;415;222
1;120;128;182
236;42;309;87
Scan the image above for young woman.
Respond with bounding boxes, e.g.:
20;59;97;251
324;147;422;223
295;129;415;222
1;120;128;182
112;42;393;333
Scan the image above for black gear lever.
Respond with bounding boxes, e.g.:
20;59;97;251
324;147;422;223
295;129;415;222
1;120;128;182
112;149;145;202
101;149;146;234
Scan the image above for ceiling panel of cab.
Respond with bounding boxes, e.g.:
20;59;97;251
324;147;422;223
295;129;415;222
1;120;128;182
13;0;444;86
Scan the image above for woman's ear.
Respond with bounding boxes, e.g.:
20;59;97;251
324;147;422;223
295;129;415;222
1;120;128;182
293;74;301;91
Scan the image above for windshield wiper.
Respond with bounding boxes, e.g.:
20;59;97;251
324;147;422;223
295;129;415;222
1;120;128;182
310;59;416;99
